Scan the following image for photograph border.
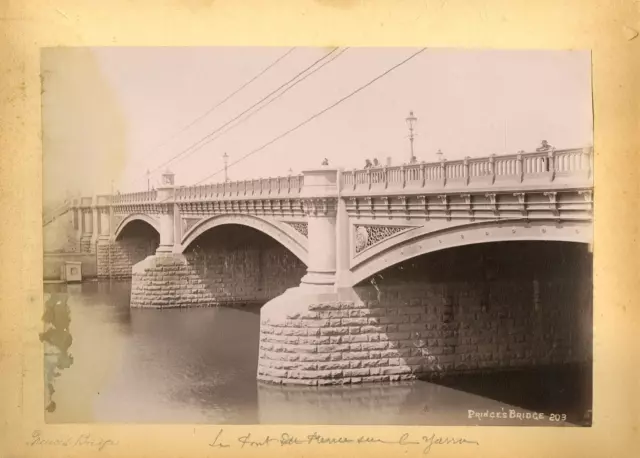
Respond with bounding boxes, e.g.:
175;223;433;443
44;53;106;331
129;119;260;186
1;1;639;457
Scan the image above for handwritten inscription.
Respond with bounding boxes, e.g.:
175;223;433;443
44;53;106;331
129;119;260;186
27;430;118;451
210;429;478;455
26;428;477;455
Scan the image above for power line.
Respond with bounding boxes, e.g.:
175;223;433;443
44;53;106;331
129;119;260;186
148;47;341;176
122;47;296;186
174;47;297;137
165;47;350;171
147;47;342;176
194;48;427;186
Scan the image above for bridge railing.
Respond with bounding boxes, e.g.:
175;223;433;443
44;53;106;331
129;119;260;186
74;148;591;207
341;148;592;192
96;195;112;206
174;174;304;201
43;200;72;226
111;190;158;205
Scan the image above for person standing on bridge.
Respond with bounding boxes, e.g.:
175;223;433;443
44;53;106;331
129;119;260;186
536;140;553;152
371;158;381;183
536;140;554;171
364;159;373;169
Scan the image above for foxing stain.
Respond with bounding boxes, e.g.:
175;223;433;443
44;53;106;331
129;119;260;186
40;293;74;412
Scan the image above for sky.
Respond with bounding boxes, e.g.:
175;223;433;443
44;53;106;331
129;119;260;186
42;47;592;200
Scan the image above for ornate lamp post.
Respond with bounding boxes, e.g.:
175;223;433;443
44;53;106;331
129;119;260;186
405;110;418;164
146;169;150;191
223;152;229;182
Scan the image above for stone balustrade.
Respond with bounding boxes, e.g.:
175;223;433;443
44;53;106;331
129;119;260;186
68;146;594;265
174;174;305;202
95;195;112;206
341;148;592;194
111;190;158;205
43;200;71;226
76;148;592;212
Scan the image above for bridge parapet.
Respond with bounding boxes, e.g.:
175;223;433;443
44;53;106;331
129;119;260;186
341;147;592;195
79;196;93;208
174;174;304;202
43;199;72;226
67;146;594;278
111;190;158;205
95;195;112;207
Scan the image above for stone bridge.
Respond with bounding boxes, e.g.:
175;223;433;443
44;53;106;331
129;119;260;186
59;147;594;385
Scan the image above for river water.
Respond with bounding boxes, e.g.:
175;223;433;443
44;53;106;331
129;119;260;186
42;281;591;426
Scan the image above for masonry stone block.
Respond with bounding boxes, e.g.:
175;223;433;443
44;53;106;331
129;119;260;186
128;227;306;308
257;255;591;385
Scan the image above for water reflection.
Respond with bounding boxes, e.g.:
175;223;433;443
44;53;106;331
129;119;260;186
256;380;568;426
43;280;586;426
44;280;262;424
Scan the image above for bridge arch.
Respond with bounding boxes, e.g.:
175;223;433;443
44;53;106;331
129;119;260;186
179;214;309;266
113;213;160;240
350;218;591;286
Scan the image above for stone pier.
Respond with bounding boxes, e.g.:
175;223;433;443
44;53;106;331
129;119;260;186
130;226;306;308
257;242;592;385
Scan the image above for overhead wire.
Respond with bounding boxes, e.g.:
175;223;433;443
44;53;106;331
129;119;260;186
121;47;296;188
163;47;351;171
147;47;342;176
192;47;427;186
139;47;426;204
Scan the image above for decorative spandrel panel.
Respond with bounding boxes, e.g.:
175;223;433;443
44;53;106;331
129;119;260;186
284;222;308;238
182;217;201;235
354;224;414;254
112;215;125;232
